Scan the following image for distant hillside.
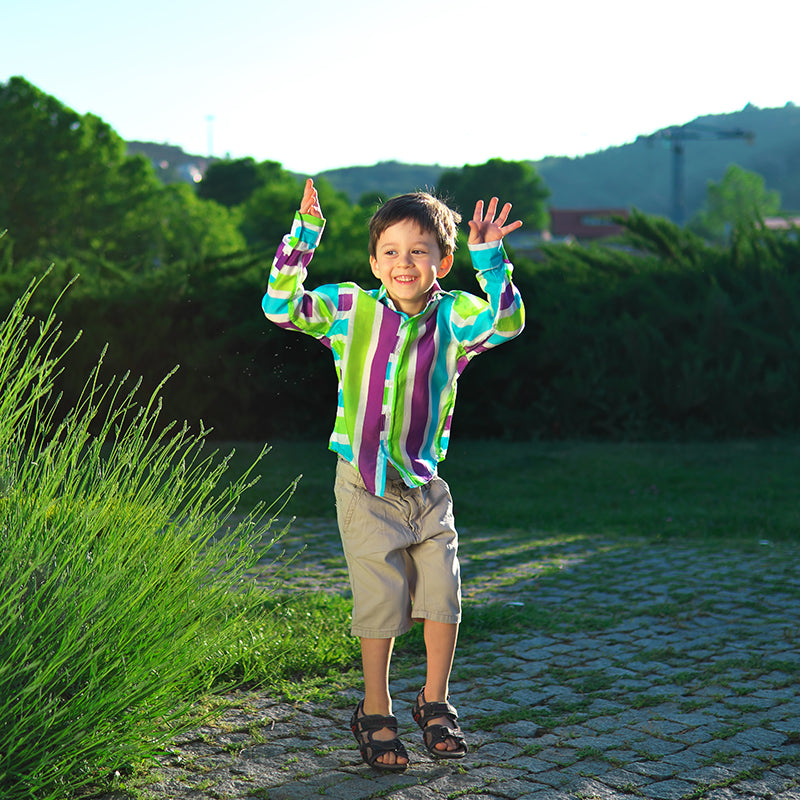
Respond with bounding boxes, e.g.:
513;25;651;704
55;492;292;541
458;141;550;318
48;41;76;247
534;103;800;218
315;104;800;219
315;161;446;203
128;103;800;220
126;140;213;184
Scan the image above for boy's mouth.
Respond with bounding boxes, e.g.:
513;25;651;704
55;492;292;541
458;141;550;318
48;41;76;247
394;275;417;284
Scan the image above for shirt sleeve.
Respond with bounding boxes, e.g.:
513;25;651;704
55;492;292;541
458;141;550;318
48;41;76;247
261;211;340;339
449;240;525;355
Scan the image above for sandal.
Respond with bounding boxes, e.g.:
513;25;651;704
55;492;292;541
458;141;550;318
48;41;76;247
411;687;468;759
350;699;409;772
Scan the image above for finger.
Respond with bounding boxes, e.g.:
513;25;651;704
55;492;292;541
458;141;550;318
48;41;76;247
472;199;484;222
300;178;314;212
302;187;320;215
485;196;499;222
501;220;523;235
495;202;513;226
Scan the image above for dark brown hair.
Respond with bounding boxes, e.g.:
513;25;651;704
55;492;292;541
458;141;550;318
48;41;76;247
368;192;461;258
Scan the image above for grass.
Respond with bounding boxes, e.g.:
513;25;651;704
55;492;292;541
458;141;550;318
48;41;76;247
5;274;800;798
218;436;800;541
0;278;298;800
201;433;800;685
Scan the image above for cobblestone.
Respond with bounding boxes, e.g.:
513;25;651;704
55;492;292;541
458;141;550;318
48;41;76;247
113;526;800;799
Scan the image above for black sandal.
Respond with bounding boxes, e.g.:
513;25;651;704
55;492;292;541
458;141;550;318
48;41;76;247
411;687;468;759
350;699;409;772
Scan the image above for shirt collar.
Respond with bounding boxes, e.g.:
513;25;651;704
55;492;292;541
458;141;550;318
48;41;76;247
376;281;451;317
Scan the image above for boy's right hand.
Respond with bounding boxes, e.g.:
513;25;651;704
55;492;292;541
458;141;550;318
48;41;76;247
300;178;323;219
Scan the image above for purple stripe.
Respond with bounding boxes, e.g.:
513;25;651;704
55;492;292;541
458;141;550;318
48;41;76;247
358;311;400;493
274;245;308;272
300;294;316;318
405;315;436;459
276;319;302;332
339;292;353;312
499;281;516;309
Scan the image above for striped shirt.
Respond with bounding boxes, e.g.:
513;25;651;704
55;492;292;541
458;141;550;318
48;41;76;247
262;211;525;496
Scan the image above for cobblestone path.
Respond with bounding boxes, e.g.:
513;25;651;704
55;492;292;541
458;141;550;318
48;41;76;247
122;520;800;799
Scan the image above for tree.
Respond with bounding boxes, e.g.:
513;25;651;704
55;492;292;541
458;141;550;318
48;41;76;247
0;77;151;260
436;158;550;233
196;157;264;208
688;164;781;243
0;77;243;267
238;164;305;249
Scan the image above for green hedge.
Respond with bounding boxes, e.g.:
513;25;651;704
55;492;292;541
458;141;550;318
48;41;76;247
3;211;800;441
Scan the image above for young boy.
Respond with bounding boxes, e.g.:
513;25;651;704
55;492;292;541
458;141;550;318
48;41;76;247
262;179;524;770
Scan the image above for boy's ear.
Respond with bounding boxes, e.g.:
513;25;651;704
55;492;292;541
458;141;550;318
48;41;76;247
369;255;380;278
437;253;454;279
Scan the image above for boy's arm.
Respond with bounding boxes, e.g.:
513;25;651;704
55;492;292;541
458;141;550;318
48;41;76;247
261;179;339;338
452;197;525;354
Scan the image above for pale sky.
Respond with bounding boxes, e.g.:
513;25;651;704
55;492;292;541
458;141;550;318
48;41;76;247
3;0;798;175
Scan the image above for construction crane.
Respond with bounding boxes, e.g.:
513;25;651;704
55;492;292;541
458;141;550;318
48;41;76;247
639;123;755;225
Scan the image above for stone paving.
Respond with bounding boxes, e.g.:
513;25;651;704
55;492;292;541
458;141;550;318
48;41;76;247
125;520;800;799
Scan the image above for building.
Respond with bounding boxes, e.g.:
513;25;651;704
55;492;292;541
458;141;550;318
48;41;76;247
548;208;630;241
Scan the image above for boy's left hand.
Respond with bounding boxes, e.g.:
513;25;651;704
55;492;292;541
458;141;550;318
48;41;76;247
468;197;522;245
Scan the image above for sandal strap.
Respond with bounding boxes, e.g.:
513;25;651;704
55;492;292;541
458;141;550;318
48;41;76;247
412;688;468;758
423;723;467;749
353;712;399;735
350;700;408;769
350;699;400;735
412;698;459;728
362;735;408;762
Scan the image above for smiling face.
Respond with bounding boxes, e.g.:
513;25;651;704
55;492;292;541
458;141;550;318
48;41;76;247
369;219;454;316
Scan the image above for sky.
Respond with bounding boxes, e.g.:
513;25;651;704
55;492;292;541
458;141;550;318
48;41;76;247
3;0;798;175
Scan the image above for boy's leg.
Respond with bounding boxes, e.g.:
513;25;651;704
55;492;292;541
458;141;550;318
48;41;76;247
359;637;409;767
422;619;462;753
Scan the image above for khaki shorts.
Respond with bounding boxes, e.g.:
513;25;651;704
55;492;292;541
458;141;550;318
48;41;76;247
334;458;461;638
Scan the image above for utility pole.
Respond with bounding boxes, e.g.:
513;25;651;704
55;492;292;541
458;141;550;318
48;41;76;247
206;115;214;157
639;123;754;225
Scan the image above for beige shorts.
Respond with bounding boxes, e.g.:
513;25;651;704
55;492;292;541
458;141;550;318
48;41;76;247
334;458;461;638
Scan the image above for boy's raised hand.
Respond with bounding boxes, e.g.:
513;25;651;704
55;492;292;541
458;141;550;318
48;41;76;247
468;197;522;245
300;178;323;219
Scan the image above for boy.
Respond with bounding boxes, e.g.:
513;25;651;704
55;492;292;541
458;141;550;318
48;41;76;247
262;179;524;770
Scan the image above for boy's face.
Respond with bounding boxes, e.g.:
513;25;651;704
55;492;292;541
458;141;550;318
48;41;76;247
369;219;453;316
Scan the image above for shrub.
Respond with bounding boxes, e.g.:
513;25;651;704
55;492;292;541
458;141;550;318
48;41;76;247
0;274;287;799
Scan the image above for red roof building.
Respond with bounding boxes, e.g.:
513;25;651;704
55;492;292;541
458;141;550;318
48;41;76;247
549;208;629;240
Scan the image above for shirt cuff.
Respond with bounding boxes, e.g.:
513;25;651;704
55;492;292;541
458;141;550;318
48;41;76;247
468;240;508;271
288;211;326;250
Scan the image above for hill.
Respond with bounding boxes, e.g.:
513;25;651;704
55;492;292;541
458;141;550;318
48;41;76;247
127;103;800;220
533;102;800;218
314;160;446;204
313;103;800;219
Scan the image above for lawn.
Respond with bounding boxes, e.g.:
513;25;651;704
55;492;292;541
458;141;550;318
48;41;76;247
217;436;800;541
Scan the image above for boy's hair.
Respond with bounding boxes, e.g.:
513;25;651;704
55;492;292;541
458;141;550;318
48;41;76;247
369;192;462;258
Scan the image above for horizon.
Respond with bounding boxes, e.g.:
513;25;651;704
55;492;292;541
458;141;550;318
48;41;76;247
126;98;794;173
4;0;799;175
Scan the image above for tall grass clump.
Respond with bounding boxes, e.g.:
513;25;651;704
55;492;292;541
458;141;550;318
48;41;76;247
0;275;287;799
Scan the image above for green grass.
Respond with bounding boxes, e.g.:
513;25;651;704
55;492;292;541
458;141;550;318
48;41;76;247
195;434;800;715
6;273;800;799
0;278;294;800
217;436;800;541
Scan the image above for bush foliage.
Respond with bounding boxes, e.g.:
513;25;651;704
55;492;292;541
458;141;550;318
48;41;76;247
7;210;799;443
3;76;800;441
0;276;287;799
